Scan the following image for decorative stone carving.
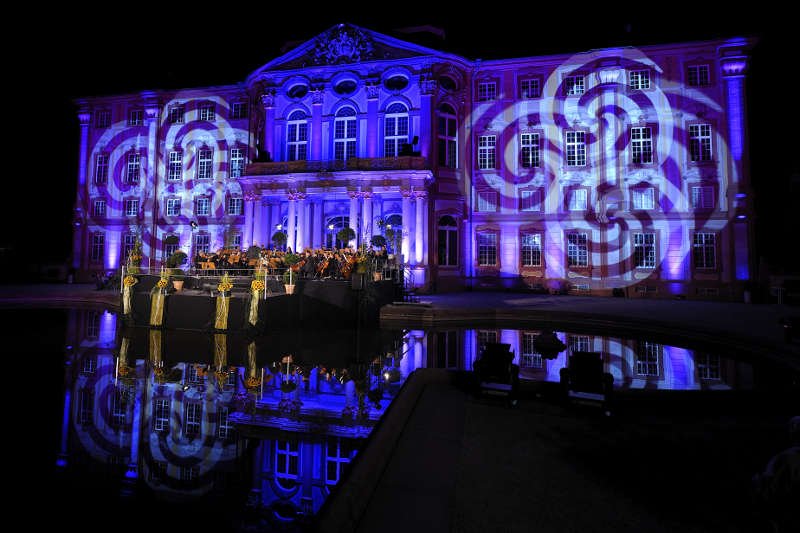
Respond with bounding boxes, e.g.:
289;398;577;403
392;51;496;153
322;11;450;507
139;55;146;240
260;90;276;109
365;81;380;100
310;86;325;104
313;24;374;65
419;75;437;95
596;68;622;85
721;57;748;76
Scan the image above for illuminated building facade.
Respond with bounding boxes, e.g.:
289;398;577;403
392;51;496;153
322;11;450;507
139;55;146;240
73;24;755;298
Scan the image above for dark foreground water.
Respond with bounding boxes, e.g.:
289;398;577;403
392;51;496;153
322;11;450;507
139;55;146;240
8;308;799;532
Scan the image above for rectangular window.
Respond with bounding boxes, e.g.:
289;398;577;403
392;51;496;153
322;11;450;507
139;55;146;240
81;355;97;374
477;330;498;352
521;332;544;369
126;153;141;184
165;240;179;258
568;335;590;354
566;131;586;166
520;78;541;99
229;148;245;178
194;234;210;254
478;82;496;102
566;232;588;267
696;353;721;380
691;186;715;209
231;102;248;120
693;232;716;269
636;341;661;376
181;466;199;481
688;64;710;87
435;331;459;369
124;199;139;217
334;117;357;161
199;104;215;121
169;105;185;124
631;126;653;164
437;224;458;267
437;114;457;168
197;149;213;180
196;197;210;216
168;151;182;181
184;402;202;437
127;109;143;126
568;188;587;211
477;233;497;266
633;232;656;268
95;110;111;128
478;135;496;169
689;124;713;162
564;75;585;96
520;188;542;212
149;461;167;483
78;388;94;426
275;440;300;480
90;233;104;263
227;197;243;216
231;233;242;248
94;154;109;184
92;199;106;218
153;399;170;432
326;438;356;486
629;70;651;90
632;188;655;210
122;234;138;259
86;312;100;339
218;406;233;439
521;233;542;267
111;388;128;428
476;190;497;212
187;364;204;385
520;132;540;168
166;198;181;217
288;121;309;161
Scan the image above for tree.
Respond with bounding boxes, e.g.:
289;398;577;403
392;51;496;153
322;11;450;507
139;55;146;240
337;227;356;247
272;231;287;249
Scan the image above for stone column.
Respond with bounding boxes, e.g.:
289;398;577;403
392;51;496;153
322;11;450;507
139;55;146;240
295;192;307;252
313;200;323;248
311;87;324;160
595;68;621;187
401;189;412;264
361;192;373;245
74;103;91;270
260;91;276;162
418;75;437;159
348;191;359;249
366;82;380;158
243;195;255;248
414;191;427;264
253;195;264;247
287;193;297;252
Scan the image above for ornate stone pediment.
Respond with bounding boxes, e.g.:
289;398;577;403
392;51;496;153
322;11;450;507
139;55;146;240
312;24;374;65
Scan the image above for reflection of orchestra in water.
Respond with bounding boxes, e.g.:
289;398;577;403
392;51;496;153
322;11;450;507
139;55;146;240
194;245;394;280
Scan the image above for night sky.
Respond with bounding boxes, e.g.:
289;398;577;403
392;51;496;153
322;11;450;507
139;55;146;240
8;8;797;274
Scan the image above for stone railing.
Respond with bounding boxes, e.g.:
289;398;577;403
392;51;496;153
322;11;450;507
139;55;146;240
245;156;427;175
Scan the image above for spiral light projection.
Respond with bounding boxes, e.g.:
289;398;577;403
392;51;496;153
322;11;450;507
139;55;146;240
471;47;739;290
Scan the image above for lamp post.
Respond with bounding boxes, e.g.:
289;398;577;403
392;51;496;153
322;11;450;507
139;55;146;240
328;223;335;250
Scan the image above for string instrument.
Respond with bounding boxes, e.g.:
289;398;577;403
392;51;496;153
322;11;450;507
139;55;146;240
290;258;306;273
317;256;330;274
341;255;357;279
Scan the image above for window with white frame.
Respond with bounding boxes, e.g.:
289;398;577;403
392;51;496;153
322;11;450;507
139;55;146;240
334;107;358;161
633;232;656;268
217;406;233;438
693;232;716;269
231;102;248;120
92;199;106;218
225;369;237;390
164;238;179;258
187;364;204;384
181;466;199;481
437;215;458;266
78;388;94;426
477;232;497;266
326;438;357;485
199;103;215;121
632;188;655;210
521;332;544;369
111;388;128;428
520;132;540;168
194;233;210;255
566;232;588;267
286;110;308;161
631;126;653;164
629;70;651;90
124;199;139;217
126;153;140;184
521;233;542;267
166;198;181;217
232;233;242;248
476;190;497;212
568;188;587;211
477;82;496;102
436;330;459;369
94;154;109;184
127;109;143;126
90;233;104;263
565;131;586;166
95;110;111;128
691;185;715;209
168;151;182;181
478;135;496;169
437;104;457;168
184;402;202;437
86;311;100;339
687;64;710;87
696;353;721;380
520;78;541;99
153;398;170;432
563;75;585;96
384;103;409;157
636;341;661;376
477;329;498;352
568;335;590;354
195;196;210;216
149;461;167;483
227;197;243;216
169;105;184;124
229;148;245;178
122;233;138;259
689;124;713;162
519;188;541;212
81;355;96;374
275;439;300;485
197;148;213;180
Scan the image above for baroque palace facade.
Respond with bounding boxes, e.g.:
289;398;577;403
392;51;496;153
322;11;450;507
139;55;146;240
73;24;755;298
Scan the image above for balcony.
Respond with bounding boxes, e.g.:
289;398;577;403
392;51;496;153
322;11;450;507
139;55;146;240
245;156;428;176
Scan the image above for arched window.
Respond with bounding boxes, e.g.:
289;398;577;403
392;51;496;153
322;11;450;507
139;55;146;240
384;103;409;157
384;214;402;254
334;107;357;161
325;215;350;249
437;104;457;168
286;110;308;161
437;215;458;266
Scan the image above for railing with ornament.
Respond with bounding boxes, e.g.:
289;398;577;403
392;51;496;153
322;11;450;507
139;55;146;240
245;156;427;176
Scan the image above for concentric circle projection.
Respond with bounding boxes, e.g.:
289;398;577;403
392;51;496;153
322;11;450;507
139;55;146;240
470;47;738;289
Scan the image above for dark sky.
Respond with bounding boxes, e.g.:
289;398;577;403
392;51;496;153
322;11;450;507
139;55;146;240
9;8;797;271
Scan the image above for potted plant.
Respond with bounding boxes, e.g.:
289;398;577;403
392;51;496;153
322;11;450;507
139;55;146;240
272;231;287;250
336;227;356;249
370;235;386;248
165;251;187;291
283;252;301;294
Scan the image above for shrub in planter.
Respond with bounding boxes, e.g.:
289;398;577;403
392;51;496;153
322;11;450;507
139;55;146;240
272;231;287;249
165;251;188;279
370;235;386;248
336;227;356;246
